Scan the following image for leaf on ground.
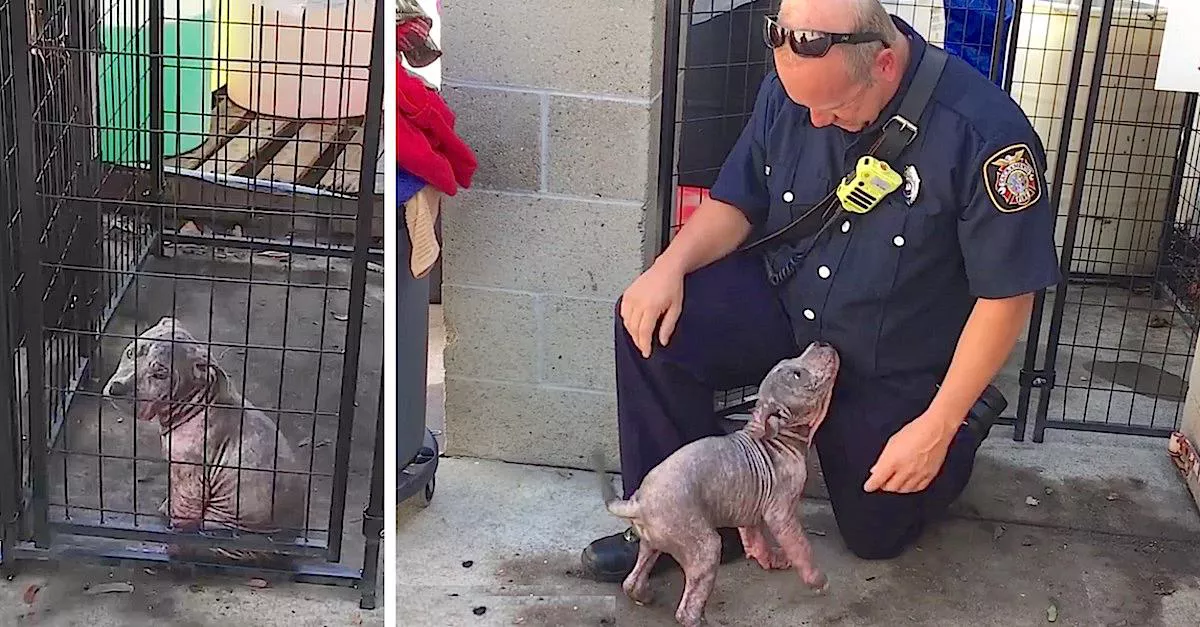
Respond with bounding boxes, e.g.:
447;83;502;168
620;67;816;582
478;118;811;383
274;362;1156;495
247;578;270;589
993;525;1006;540
84;582;134;595
332;312;349;322
1047;599;1058;622
1025;496;1040;506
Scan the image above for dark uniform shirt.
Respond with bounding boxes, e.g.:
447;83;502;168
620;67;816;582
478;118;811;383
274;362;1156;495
709;16;1061;388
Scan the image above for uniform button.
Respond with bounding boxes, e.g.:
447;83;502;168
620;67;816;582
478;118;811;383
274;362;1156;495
764;165;771;176
893;235;905;247
783;191;794;202
803;309;816;320
841;220;851;233
817;265;831;279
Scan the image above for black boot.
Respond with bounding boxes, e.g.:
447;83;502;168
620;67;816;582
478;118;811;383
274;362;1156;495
966;383;1007;446
579;526;745;583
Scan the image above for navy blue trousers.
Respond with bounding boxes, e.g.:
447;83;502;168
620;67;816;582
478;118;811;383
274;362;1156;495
614;252;982;559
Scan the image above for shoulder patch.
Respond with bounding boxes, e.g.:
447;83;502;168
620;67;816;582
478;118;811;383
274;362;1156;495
982;143;1042;213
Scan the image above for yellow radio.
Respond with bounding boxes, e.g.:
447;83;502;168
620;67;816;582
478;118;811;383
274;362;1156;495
836;156;903;214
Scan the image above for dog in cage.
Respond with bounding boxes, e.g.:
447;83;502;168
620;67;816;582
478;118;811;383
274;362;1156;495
101;316;307;565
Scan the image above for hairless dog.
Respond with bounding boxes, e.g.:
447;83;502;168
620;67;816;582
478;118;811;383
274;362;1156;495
102;316;306;564
593;341;839;627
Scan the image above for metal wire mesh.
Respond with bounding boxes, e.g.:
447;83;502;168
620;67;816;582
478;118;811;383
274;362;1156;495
1013;0;1196;439
2;0;384;584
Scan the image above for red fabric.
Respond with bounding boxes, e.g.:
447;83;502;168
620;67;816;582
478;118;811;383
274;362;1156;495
397;17;440;68
395;62;477;196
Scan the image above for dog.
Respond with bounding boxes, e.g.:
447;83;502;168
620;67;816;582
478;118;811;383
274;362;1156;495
593;341;840;626
102;316;306;564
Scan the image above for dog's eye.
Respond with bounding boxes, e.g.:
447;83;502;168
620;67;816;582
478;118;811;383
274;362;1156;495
125;346;134;358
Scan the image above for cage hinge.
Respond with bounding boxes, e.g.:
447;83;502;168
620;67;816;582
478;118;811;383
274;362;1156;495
1019;369;1055;389
361;508;384;539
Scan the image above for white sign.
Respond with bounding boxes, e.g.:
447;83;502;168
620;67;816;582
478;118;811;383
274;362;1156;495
1156;0;1200;93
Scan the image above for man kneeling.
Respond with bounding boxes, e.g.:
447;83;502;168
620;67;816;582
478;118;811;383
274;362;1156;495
580;0;1058;582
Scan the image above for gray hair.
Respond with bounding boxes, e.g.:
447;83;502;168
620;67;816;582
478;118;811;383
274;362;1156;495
844;0;901;83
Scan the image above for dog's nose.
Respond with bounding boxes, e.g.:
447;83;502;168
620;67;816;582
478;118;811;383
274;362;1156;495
105;379;130;397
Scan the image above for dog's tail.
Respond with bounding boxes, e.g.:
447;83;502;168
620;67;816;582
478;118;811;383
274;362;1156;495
590;448;639;520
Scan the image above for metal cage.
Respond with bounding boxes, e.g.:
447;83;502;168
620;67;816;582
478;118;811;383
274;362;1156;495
0;0;385;610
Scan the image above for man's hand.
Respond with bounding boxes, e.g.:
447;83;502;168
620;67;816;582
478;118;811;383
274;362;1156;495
861;293;1034;494
863;412;958;494
616;195;754;358
620;261;685;358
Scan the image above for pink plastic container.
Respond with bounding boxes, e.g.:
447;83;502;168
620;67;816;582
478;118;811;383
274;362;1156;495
224;0;376;119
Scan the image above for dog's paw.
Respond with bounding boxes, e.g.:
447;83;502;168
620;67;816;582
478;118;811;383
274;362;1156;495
674;609;706;627
750;550;791;570
806;571;829;594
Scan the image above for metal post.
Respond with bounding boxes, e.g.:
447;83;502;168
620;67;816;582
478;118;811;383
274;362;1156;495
1032;0;1115;443
10;0;51;547
1001;0;1025;93
358;371;384;610
328;0;385;562
656;0;683;255
988;0;1009;84
149;0;165;256
1153;92;1198;300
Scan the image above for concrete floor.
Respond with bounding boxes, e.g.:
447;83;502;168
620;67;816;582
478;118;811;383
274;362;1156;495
409;298;1200;625
0;560;382;626
398;432;1200;626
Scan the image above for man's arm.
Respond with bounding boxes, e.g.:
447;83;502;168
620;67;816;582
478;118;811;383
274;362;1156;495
652;196;755;276
864;133;1061;494
922;293;1033;436
620;74;781;357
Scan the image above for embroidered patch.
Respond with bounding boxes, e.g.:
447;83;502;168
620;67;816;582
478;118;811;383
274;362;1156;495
983;143;1042;213
902;165;920;206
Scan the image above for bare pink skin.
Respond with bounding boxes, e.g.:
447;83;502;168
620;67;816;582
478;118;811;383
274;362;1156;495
595;342;839;627
103;317;306;561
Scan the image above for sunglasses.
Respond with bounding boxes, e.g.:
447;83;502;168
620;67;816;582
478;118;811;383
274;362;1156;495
763;15;889;58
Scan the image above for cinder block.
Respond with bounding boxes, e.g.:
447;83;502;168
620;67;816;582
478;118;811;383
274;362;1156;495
441;191;646;300
442;85;541;191
441;0;661;98
442;285;539;384
444;377;620;469
547;97;654;201
542;296;616;391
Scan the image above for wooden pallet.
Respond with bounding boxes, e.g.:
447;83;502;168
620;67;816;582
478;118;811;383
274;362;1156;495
167;88;383;196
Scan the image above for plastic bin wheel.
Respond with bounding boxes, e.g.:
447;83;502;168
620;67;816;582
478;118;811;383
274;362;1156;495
416;476;435;507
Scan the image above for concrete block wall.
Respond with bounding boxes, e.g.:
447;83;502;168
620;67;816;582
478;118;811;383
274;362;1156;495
438;0;667;469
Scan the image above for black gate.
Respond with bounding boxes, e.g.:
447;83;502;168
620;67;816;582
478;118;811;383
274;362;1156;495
0;0;384;609
1011;0;1198;442
659;0;1197;442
